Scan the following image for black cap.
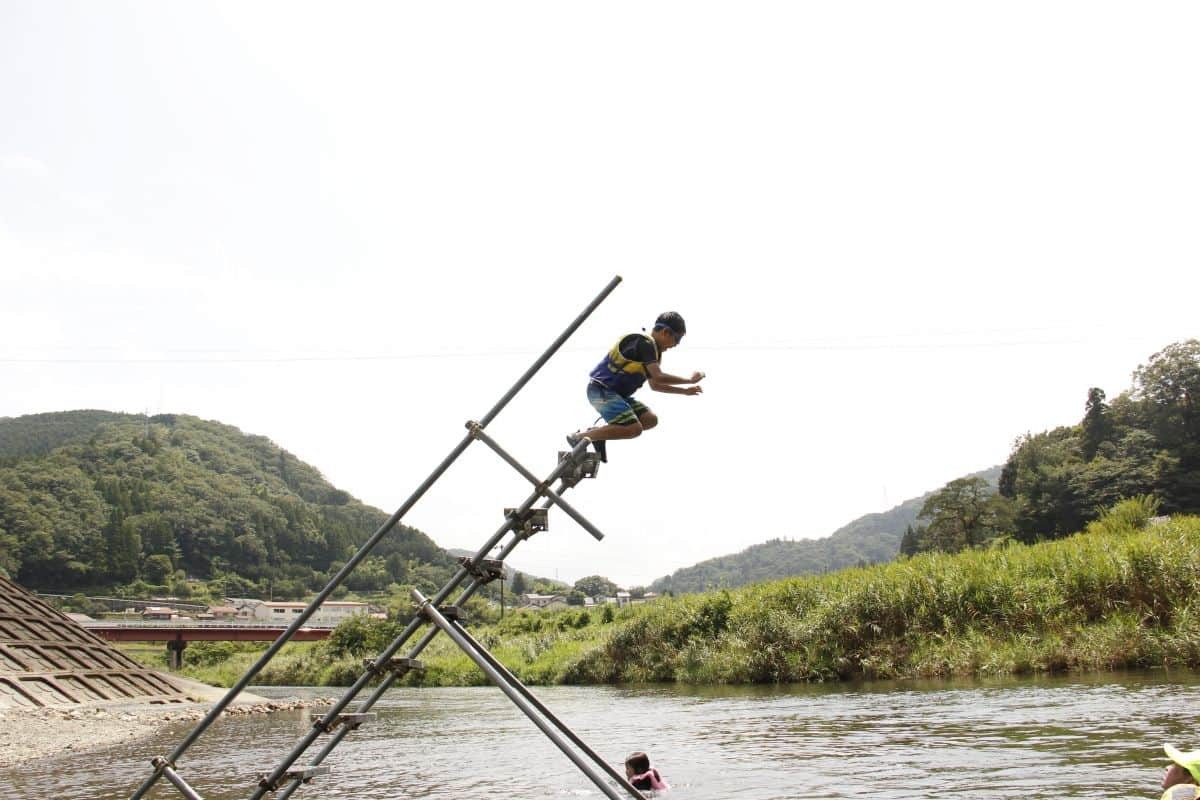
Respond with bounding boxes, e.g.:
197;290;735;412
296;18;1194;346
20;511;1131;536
654;311;686;339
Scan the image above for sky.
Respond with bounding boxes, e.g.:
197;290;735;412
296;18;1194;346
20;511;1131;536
2;2;1198;589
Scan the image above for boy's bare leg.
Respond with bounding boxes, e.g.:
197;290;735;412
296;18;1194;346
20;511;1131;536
581;422;643;442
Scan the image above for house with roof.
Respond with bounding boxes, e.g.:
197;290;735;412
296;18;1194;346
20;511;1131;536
238;599;370;627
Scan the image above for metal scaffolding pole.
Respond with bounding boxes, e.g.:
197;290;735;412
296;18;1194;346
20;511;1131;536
467;422;605;539
448;613;646;798
127;275;621;800
413;590;635;800
273;485;565;799
250;444;599;799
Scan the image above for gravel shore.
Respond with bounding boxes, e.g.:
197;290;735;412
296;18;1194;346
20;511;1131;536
0;680;333;768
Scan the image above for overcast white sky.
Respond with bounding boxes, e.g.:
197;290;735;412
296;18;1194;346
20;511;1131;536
2;2;1197;588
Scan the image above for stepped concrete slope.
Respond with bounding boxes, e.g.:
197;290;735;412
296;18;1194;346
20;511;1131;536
0;574;186;708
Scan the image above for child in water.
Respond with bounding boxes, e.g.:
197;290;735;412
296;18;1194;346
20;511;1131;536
625;751;670;792
1163;744;1200;799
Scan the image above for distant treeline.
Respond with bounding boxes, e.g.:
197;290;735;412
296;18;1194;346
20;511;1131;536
649;471;999;595
902;339;1200;555
652;339;1200;592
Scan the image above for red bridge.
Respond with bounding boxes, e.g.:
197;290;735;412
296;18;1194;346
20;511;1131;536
81;621;333;668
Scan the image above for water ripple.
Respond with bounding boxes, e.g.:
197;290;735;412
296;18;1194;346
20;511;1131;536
3;672;1197;799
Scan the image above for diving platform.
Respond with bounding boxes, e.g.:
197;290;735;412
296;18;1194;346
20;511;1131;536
125;276;647;800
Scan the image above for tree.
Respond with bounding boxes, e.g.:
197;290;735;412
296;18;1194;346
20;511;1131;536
573;575;618;598
999;428;1085;541
143;554;174;584
1133;339;1200;453
105;512;141;583
1081;387;1112;461
898;524;921;557
510;571;527;595
915;477;1007;553
1132;340;1200;513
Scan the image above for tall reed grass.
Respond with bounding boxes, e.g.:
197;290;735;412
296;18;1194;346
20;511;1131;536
568;510;1200;683
155;504;1200;687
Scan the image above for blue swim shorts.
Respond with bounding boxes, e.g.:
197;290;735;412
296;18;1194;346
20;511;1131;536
587;381;650;426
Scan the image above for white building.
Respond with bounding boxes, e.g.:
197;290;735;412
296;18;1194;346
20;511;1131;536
519;593;566;609
227;598;369;627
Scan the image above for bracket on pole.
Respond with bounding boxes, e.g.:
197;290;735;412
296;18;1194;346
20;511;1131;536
558;451;601;488
457;556;506;584
258;766;330;791
151;758;204;800
310;712;376;733
505;507;549;539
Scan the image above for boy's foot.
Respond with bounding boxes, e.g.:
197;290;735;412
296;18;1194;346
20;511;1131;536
566;432;584;449
593;440;607;463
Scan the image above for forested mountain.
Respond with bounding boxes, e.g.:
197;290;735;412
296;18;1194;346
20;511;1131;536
649;467;1001;594
0;411;456;597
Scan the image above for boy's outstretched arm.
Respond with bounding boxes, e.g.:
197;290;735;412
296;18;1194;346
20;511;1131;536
646;363;705;394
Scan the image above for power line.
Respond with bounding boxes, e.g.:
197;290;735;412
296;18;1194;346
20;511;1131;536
0;328;1179;364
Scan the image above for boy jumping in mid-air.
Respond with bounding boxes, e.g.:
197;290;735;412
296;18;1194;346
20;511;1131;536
567;311;704;462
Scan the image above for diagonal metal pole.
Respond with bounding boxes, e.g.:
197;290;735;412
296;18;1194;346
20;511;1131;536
449;616;645;798
413;590;631;800
128;275;621;800
274;486;569;800
155;759;205;800
251;443;597;799
467;423;605;540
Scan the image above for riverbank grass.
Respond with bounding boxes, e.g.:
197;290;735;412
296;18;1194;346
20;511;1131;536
128;505;1200;687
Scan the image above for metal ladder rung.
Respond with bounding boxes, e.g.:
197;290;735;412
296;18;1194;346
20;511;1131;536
310;712;376;732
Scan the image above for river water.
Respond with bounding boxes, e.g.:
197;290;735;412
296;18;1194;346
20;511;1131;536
4;672;1196;800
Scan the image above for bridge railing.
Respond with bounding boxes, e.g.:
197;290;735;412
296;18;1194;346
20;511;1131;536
82;620;341;630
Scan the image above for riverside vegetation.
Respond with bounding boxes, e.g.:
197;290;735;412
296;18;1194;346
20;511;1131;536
146;497;1200;687
8;338;1200;685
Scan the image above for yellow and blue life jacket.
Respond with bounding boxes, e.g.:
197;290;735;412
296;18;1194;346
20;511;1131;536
588;333;659;397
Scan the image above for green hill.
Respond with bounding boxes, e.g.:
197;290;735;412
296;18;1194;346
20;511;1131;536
0;410;134;461
650;466;1002;594
0;411;455;597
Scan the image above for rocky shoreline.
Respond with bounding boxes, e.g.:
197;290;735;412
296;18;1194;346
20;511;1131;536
0;694;334;768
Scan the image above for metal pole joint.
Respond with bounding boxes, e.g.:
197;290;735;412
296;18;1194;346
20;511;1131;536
456;555;506;584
